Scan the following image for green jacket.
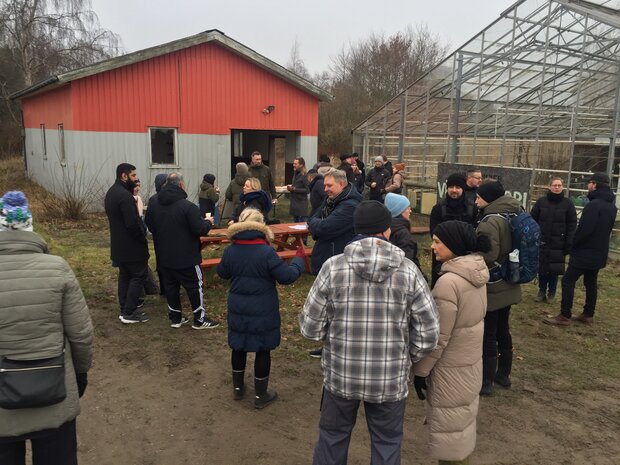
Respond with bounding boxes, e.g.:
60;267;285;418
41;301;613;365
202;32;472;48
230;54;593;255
248;163;276;197
476;195;522;311
0;231;93;437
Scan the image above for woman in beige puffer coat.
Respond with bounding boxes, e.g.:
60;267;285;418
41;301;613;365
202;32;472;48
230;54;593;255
413;221;490;465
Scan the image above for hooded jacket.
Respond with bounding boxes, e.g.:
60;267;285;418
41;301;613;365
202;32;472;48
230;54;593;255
476;195;522;311
144;184;212;269
231;190;272;222
224;173;250;219
216;221;303;352
307;184;362;275
414;254;489;462
0;231;93;437
198;178;220;217
300;237;439;403
569;186;617;270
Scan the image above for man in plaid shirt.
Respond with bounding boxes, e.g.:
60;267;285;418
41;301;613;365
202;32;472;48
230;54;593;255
300;200;439;465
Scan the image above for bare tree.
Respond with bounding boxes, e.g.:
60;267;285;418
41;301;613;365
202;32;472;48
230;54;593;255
285;38;310;80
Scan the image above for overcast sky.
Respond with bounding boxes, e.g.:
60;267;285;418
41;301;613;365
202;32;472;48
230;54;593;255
91;0;520;75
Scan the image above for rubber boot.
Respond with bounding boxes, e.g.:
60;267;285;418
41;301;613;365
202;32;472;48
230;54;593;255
254;376;278;409
494;351;512;388
232;370;245;400
480;356;497;396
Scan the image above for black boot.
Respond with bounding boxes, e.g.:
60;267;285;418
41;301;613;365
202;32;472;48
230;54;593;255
232;370;245;400
254;376;278;409
480;356;497;396
495;351;512;388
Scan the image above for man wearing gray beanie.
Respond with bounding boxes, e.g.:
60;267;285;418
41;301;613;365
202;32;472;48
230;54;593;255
300;200;438;464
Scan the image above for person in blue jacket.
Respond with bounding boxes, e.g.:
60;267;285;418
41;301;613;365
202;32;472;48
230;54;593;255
307;168;362;275
217;208;305;409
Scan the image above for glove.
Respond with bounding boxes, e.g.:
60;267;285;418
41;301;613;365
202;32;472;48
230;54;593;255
76;372;88;398
295;245;306;259
413;375;427;400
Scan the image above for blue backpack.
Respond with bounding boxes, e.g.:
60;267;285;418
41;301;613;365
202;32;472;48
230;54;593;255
481;210;541;284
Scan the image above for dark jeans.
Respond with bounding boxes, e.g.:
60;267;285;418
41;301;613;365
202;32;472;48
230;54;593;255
560;264;599;318
162;265;205;325
538;274;558;296
483;306;512;358
231;350;271;378
312;388;406;465
118;260;148;316
0;419;77;465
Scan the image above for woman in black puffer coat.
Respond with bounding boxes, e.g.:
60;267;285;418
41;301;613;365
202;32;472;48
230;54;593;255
530;177;577;303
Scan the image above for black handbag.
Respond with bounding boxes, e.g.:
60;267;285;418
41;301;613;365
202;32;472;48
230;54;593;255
0;351;66;410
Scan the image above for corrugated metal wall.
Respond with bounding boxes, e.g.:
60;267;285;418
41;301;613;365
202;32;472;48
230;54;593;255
22;86;73;129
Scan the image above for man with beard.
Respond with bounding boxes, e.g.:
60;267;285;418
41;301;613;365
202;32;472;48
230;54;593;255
429;173;477;286
248;152;277;203
104;163;149;323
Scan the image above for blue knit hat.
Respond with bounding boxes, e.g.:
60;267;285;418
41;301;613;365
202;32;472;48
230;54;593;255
384;193;410;218
0;191;33;231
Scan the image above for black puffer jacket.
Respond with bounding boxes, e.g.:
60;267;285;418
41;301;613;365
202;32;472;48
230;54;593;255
144;184;212;269
389;216;421;269
569;186;617;270
530;191;577;275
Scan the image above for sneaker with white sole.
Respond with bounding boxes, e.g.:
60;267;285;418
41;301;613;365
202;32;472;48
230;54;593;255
192;318;219;330
120;311;149;324
170;317;190;328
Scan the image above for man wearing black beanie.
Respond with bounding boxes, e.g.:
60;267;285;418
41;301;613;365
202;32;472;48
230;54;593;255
475;179;522;396
300;200;439;464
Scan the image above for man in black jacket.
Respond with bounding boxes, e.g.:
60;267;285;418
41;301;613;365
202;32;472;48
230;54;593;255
545;172;617;326
145;173;220;329
104;163;150;324
365;157;390;201
337;153;356;184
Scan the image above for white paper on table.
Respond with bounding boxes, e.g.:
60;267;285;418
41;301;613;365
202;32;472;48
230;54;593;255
288;224;307;230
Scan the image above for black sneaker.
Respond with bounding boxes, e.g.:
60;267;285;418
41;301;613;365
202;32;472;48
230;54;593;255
170;317;189;328
120;311;149;324
308;348;323;358
192;318;219;330
137;298;145;308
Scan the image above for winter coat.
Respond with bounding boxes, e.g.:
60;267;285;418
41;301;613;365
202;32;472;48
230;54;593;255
248;163;276;197
198;181;220;217
144;184;212;269
464;186;478;205
413;254;488;462
231;190;272;222
337;162;356;184
224;173;249;219
389;215;421;269
430;196;477;236
308;184;363;275
216;221;303;352
289;170;309;217
385;170;405;194
104;179;149;263
309;173;326;217
530;192;577;276
476;195;522;311
0;231;93;437
569;186;617;270
365;167;391;200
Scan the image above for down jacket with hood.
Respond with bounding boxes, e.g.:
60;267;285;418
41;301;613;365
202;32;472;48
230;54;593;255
475;195;522;311
413;254;489;462
216;221;303;351
307;183;362;275
0;231;93;437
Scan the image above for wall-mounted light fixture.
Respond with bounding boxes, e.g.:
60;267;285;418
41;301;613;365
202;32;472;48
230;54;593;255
262;105;275;114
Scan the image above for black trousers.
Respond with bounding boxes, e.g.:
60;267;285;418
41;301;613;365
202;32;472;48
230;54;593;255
483;306;512;358
118;260;148;316
162;265;205;324
0;419;77;465
560;264;599;318
231;350;271;378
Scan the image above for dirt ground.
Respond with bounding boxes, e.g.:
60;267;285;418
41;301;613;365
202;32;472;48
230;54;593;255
76;296;620;465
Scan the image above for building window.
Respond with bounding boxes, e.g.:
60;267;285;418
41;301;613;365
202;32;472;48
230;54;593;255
58;123;66;165
150;128;176;165
40;124;47;159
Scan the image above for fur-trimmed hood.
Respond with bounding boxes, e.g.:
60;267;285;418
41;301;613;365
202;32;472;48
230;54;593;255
226;221;274;242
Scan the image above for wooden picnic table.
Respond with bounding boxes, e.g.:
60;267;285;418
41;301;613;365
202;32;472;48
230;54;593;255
200;222;312;272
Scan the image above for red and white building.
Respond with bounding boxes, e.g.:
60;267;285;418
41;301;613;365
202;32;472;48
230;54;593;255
12;29;329;201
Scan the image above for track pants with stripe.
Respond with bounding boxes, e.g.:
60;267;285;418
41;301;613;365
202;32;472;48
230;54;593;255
161;265;206;325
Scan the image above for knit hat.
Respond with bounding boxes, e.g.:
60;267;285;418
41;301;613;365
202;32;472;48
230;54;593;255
374;156;383;163
446;173;466;190
477;181;505;203
384;193;410;218
588;172;610;185
339;152;351;161
394;163;405;172
0;191;33;231
236;162;249;175
354;200;392;235
203;173;216;184
154;173;167;193
239;207;264;224
433;221;478;257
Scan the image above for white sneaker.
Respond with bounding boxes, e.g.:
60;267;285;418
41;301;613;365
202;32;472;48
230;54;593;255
170;317;189;328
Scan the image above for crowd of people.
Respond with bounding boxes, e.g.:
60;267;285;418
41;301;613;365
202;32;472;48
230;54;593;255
0;150;617;464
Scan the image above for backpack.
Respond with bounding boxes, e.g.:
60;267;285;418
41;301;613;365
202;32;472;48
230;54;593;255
480;210;541;284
